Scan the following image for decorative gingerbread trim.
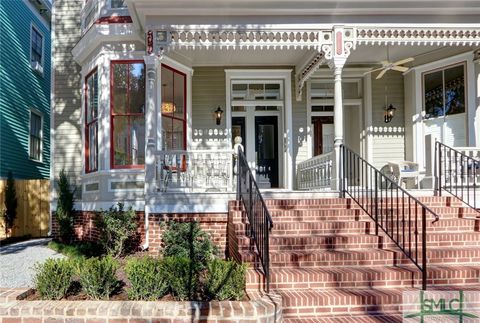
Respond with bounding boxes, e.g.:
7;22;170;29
357;27;480;45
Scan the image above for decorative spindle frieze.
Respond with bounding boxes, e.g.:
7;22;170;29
357;27;480;45
153;29;322;54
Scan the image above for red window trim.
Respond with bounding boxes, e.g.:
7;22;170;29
110;60;146;169
161;64;187;150
85;67;98;173
95;16;132;24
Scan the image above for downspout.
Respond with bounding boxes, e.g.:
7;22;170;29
142;204;149;251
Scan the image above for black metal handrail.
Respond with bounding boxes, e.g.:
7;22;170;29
341;145;439;290
236;147;274;292
435;141;479;211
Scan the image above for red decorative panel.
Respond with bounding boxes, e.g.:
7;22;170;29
336;31;343;55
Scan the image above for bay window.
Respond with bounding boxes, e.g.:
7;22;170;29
111;61;145;168
161;65;186;150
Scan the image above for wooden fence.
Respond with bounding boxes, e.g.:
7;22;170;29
0;179;50;239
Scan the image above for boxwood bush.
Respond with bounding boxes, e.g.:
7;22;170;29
162;221;218;272
77;256;119;300
205;259;247;301
96;203;138;258
163;256;199;301
125;256;168;300
33;258;74;300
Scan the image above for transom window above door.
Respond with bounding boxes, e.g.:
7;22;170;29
231;81;283;102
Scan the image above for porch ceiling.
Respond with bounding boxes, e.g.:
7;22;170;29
168;44;475;69
170;47;312;67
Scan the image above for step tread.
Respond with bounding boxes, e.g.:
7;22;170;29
284;314;403;322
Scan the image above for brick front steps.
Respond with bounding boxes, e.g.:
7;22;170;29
229;196;480;320
0;288;282;323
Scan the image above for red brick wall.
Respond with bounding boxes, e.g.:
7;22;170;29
148;213;228;257
52;211;145;244
52;211;228;256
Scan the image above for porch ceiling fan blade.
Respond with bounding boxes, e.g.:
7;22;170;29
391;65;409;72
392;57;414;66
363;66;385;75
376;69;388;79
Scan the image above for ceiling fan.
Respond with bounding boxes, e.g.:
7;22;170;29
364;47;414;79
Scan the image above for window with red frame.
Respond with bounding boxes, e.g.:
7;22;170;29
161;65;186;150
111;61;145;168
85;69;98;172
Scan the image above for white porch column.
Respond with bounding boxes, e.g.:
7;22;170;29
332;59;346;191
144;55;160;197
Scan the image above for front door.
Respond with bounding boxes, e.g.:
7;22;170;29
312;116;334;156
255;116;279;188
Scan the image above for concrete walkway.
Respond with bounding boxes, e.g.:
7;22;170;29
0;238;65;288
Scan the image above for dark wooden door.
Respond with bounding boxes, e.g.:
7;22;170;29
255;116;279;188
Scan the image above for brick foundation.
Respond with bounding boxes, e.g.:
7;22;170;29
0;288;282;323
52;211;227;256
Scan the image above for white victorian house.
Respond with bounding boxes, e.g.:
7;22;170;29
51;0;480;215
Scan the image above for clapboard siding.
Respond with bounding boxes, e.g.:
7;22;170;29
371;72;405;169
0;0;51;179
52;0;83;191
191;67;228;149
292;84;309;165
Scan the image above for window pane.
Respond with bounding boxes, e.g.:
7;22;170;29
86;72;98;123
111;0;126;8
162;118;184;150
129;63;145;114
161;66;174;116
311;82;334;99
248;83;264;100
31;28;43;63
30;113;41;137
444;65;465;116
232;84;247;100
424;70;444;118
113;64;128;114
174;71;185;119
264;83;281;100
113;116;129;166
131;116;145;165
88;122;98;171
312;105;334;112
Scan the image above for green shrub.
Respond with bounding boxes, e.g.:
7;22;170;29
77;256;119;300
33;258;74;300
163;256;198;301
48;241;102;259
56;169;75;243
205;259;247;301
125;256;168;300
162;221;218;271
96;203;138;258
3;171;17;237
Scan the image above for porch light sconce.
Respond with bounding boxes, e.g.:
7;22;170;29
384;104;396;123
214;106;224;125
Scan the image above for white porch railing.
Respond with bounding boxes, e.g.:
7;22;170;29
438;146;480;186
296;152;334;190
154;150;234;192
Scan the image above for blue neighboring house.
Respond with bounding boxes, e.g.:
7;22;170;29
0;0;51;180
